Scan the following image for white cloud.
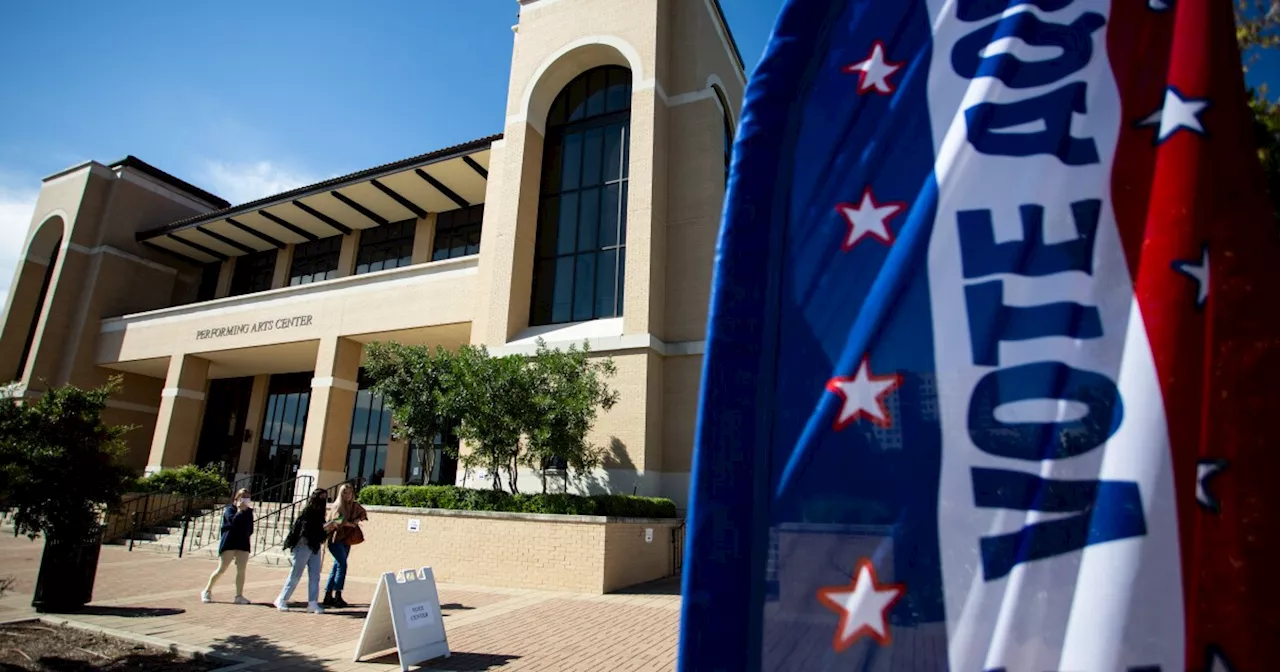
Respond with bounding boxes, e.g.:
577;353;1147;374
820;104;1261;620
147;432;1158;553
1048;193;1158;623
0;185;37;307
199;160;326;205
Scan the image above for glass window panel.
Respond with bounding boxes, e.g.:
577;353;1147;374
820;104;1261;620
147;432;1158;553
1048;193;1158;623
582;127;603;187
616;251;626;317
466;228;481;255
619;182;629;241
449;232;465;259
603;124;623;183
577;188;600;252
346;449;362;482
606;67;632;112
552;257;575;324
556;193;578;255
537;197;560;258
561;132;582;191
621;124;631;178
373;446;388;482
600;184;621;248
595;249;618;317
567;77;587;121
281;394;299;445
377;409;392;444
586;69;607;117
572;253;596;322
549;94;567;127
531;267;555;325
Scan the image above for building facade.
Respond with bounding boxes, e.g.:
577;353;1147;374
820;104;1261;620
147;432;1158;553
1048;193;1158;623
0;0;743;508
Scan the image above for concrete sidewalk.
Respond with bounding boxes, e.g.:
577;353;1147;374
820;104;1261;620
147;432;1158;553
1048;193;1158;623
0;533;679;671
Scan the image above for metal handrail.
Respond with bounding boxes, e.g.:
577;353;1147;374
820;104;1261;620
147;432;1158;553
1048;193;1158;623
247;475;317;558
183;475;313;556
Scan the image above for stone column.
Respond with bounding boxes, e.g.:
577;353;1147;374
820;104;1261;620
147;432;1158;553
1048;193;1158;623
297;336;362;490
214;259;235;298
337;232;360;277
271;246;293;289
383;436;410;485
233;374;270;484
146;353;210;474
410;214;437;265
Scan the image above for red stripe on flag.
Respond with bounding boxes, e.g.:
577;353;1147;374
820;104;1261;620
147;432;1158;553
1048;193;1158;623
1110;0;1280;667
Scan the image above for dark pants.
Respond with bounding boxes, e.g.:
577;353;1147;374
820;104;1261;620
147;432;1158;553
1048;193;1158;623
325;542;350;592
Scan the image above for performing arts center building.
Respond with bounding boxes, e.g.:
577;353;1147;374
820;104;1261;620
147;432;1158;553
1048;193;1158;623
0;0;743;509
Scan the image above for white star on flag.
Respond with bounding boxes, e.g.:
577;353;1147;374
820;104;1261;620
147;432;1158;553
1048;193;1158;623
835;188;903;250
1196;458;1227;512
816;559;905;651
1139;87;1210;143
1148;0;1172;11
842;41;902;95
826;358;901;430
1172;245;1210;308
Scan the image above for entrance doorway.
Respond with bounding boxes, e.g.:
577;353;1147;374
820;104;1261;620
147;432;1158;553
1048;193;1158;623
195;376;254;482
253;372;312;500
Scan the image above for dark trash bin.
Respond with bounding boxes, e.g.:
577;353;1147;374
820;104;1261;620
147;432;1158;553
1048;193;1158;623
31;526;103;613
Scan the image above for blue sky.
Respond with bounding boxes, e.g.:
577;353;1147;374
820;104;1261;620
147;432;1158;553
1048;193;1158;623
0;2;1273;301
0;2;782;300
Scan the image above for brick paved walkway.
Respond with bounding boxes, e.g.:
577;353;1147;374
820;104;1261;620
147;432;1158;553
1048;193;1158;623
0;534;679;671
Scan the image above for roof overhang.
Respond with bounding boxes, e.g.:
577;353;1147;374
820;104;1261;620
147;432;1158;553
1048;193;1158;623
137;133;500;264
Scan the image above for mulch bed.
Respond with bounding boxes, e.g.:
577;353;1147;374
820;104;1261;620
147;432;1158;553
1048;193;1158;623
0;620;221;671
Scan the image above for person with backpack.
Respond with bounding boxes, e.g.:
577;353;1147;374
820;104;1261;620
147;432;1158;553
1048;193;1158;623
323;483;368;608
275;488;332;614
201;488;254;604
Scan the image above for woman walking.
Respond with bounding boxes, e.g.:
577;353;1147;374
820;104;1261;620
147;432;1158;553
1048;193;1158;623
201;488;254;605
323;483;368;608
275;488;332;614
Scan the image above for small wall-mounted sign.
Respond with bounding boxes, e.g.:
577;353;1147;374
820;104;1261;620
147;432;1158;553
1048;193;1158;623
407;519;421;533
645;528;654;544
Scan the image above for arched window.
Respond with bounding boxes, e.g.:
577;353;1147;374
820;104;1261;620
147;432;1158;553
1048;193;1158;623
713;86;734;187
530;66;632;326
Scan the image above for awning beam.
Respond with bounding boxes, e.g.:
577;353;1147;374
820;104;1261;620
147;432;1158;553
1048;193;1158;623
415;169;470;209
330;191;388;227
226;217;285;248
370;179;428;219
196;225;256;254
292;201;351;236
168;234;227;261
463;156;489;180
260;210;321;242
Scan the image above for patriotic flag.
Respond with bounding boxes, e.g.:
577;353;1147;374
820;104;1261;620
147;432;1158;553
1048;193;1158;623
679;0;1280;670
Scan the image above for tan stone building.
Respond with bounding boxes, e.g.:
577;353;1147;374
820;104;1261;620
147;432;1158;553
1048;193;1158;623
0;0;742;509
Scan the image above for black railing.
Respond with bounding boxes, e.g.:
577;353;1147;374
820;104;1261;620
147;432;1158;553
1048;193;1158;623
116;474;312;558
671;521;686;577
183;475;315;557
245;476;361;559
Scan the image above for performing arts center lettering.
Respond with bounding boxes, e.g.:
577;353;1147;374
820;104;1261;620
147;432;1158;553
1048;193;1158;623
196;314;314;340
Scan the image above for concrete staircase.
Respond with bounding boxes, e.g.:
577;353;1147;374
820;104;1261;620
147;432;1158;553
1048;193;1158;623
106;504;298;567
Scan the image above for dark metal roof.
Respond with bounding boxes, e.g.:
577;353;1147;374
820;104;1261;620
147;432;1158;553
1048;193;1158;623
709;0;746;75
108;156;230;209
135;133;502;242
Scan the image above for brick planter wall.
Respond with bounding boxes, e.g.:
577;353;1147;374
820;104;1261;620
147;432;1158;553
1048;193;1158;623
346;506;682;593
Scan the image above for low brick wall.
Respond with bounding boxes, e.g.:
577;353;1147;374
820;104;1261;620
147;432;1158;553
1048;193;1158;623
346;506;682;593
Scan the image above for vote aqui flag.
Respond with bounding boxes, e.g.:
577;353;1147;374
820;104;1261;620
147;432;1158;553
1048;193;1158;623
680;0;1280;670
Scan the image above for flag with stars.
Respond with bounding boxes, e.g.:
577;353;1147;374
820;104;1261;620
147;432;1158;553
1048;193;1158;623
679;0;1280;670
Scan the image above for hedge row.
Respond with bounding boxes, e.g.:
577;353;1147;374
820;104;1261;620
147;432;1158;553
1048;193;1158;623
132;465;230;498
357;485;677;519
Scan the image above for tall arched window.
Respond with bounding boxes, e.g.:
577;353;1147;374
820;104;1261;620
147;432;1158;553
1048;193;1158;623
713;86;734;187
530;66;632;326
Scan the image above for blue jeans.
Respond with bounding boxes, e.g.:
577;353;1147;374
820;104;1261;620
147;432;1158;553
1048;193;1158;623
326;542;350;592
278;544;323;604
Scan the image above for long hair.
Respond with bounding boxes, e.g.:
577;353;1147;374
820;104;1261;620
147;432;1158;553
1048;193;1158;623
231;488;250;504
333;483;356;520
306;488;329;516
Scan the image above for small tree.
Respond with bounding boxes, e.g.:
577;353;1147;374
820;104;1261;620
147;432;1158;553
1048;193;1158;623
524;340;619;492
1238;2;1280;221
364;342;458;483
450;346;535;492
0;377;134;541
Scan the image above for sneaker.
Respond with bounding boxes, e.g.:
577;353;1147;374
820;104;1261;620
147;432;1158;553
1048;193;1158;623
200;591;212;604
307;601;325;614
275;598;289;612
233;596;251;605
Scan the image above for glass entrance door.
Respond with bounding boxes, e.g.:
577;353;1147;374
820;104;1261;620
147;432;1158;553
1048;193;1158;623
195;377;254;482
254;372;312;500
345;373;390;486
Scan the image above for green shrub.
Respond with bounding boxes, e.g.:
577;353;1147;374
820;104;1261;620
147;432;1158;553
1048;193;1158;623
357;485;677;518
134;465;229;498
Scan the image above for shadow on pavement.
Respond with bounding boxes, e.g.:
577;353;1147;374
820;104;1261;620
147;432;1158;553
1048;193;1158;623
67;606;186;618
207;633;331;671
367;651;520;670
613;575;682;596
